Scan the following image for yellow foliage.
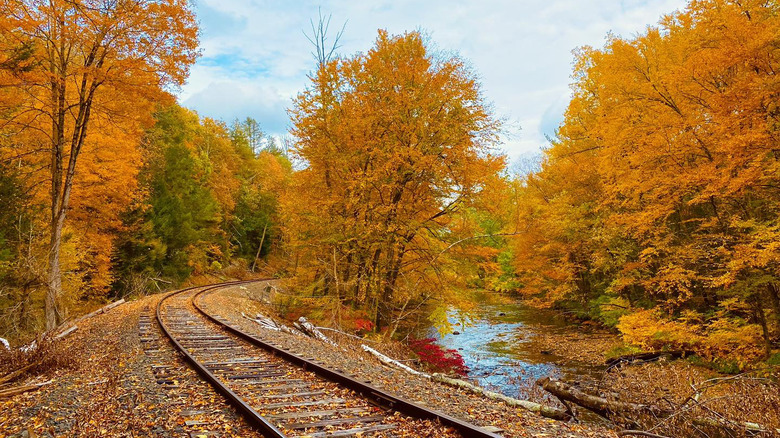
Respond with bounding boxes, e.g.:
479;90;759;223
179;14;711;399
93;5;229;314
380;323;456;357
284;30;503;332
505;0;780;361
618;309;766;364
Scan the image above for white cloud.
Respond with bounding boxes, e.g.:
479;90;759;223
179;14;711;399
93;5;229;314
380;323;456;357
181;0;690;160
185;79;291;132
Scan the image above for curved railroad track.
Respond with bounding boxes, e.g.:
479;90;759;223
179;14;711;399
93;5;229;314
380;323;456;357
156;281;502;438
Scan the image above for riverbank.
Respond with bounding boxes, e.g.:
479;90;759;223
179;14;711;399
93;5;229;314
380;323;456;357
232;284;780;438
421;298;620;405
414;296;780;437
524;322;623;366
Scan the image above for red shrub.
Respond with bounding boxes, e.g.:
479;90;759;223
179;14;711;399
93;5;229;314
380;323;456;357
409;337;469;376
354;318;374;333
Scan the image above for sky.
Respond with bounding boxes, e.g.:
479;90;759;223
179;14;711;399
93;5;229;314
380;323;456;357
179;0;690;162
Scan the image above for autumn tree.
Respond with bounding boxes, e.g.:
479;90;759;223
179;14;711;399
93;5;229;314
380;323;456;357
0;0;198;329
285;30;503;333
509;0;780;362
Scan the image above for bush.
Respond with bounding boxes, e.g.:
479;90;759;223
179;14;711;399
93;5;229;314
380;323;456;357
0;335;76;380
593;295;631;327
408;337;469;376
617;309;765;365
353;318;374;334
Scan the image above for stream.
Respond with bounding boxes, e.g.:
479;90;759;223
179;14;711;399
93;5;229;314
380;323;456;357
423;301;604;400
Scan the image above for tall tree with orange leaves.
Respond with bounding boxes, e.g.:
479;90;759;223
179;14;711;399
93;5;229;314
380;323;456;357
508;0;780;362
0;0;198;330
286;30;503;332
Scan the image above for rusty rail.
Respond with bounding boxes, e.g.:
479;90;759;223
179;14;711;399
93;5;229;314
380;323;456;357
157;280;503;438
156;280;285;437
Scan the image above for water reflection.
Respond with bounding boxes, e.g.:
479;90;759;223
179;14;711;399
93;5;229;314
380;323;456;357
425;302;602;399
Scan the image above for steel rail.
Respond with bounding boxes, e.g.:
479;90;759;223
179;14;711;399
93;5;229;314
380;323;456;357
193;283;503;438
156;279;286;438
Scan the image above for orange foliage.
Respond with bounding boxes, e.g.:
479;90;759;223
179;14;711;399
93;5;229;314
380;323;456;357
509;0;780;362
0;0;198;326
285;30;504;333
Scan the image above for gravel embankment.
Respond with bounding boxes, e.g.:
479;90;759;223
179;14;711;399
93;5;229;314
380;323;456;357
1;292;262;438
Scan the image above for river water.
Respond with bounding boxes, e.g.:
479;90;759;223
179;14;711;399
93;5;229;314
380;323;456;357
424;300;603;400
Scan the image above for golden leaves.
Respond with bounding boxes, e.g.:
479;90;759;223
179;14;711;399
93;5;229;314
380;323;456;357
285;30;504;329
507;0;780;362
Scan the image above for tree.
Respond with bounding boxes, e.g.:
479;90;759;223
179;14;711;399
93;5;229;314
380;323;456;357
304;8;346;68
231;117;265;156
286;30;503;332
0;0;198;329
508;0;780;362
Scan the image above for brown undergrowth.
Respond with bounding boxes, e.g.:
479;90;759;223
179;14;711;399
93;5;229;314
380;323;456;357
0;335;78;383
598;362;780;437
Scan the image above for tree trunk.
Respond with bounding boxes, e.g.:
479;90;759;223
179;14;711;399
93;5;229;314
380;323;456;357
752;297;772;358
250;222;268;272
366;247;382;315
46;48;66;332
46;197;70;330
45;231;61;331
537;377;670;419
375;245;395;331
341;251;352;305
768;283;780;330
605;350;693;368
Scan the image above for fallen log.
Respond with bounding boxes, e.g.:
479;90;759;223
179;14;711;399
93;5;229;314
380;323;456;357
0;380;52;399
78;298;126;322
538;377;780;435
243;312;305;338
432;373;572;421
280;324;305;337
317;326;380;343
54;325;77;340
101;299;125;313
361;344;571;421
0;337;9;351
537;377;669;419
361;344;431;378
0;361;42;385
297;317;338;346
605;350;692;368
52;298;126;340
242;312;279;331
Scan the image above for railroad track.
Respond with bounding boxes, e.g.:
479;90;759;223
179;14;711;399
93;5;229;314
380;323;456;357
156;281;503;438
